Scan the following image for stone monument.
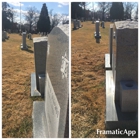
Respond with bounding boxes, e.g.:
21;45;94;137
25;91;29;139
105;21;138;137
32;24;69;138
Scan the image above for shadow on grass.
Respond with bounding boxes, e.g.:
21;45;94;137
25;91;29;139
21;46;33;53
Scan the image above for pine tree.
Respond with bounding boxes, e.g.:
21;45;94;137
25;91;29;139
37;3;51;33
110;2;124;20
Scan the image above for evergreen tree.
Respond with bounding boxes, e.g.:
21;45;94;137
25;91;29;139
37;3;50;33
110;2;124;20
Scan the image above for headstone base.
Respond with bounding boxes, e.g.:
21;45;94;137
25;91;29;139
20;44;28;50
31;73;41;96
105;54;112;70
105;70;138;137
32;101;49;138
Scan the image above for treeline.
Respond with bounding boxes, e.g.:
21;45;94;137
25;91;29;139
2;2;68;33
71;2;138;21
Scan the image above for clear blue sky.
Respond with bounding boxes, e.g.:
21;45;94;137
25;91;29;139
7;2;69;23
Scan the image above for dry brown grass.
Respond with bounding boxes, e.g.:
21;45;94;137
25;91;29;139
2;33;43;138
71;21;111;138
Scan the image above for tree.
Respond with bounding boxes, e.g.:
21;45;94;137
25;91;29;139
24;6;39;32
110;2;124;20
37;3;51;33
98;2;111;21
123;2;137;19
71;2;81;19
2;2;12;30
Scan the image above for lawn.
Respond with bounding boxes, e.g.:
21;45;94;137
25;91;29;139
71;21;111;138
2;33;43;138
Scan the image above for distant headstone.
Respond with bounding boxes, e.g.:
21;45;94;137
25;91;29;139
77;20;82;28
73;19;79;30
21;32;27;50
2;31;5;41
105;21;138;136
102;21;105;28
94;21;101;43
92;17;94;24
32;24;69;138
29;33;32;40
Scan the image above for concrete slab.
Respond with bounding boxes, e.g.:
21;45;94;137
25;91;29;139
105;54;112;70
32;101;49;138
31;73;41;96
105;70;138;136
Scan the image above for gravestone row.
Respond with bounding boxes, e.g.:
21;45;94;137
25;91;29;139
31;24;69;138
105;21;138;137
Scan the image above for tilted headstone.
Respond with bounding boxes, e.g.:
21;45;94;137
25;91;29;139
105;21;138;134
21;32;27;50
32;24;69;138
31;37;48;97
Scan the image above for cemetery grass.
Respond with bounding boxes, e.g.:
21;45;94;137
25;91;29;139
2;33;43;138
71;21;110;138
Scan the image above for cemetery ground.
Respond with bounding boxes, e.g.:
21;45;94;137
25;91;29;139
2;33;43;138
71;21;110;138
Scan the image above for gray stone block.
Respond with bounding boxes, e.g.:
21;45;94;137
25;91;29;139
32;101;49;138
120;80;138;112
105;71;138;133
105;54;111;70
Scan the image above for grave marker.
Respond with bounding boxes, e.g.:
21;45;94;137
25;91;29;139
105;21;138;136
32;24;69;138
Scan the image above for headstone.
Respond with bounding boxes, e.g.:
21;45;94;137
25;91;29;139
21;32;27;50
77;20;82;28
29;33;32;40
94;21;101;43
2;31;5;41
102;21;105;28
73;19;79;30
31;37;48;97
105;24;113;70
105;21;138;136
81;17;84;22
32;24;69;138
92;17;94;24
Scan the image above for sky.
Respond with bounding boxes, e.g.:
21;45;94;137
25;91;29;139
7;2;69;24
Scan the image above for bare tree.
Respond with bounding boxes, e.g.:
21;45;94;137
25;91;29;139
49;9;68;29
24;6;39;32
98;2;111;21
123;2;137;19
79;2;90;20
